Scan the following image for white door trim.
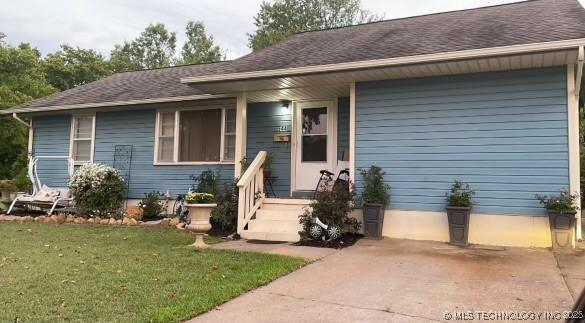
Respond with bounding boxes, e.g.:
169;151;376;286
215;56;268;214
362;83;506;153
291;99;337;192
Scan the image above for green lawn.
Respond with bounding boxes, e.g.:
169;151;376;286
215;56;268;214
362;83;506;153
0;222;307;322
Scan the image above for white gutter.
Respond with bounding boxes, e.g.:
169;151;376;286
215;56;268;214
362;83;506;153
12;113;30;127
576;45;584;99
181;38;585;84
2;93;233;114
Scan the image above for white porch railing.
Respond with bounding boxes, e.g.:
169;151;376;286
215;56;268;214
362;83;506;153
236;151;266;234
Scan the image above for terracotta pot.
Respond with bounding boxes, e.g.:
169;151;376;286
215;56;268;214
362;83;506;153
185;203;216;248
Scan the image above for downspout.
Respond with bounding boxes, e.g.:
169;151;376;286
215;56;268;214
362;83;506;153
576;46;584;242
577;46;584;101
12;113;33;157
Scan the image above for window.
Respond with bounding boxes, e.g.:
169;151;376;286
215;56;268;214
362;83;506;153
155;107;236;164
70;114;95;164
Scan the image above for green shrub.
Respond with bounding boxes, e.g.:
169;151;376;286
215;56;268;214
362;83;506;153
191;169;219;195
446;180;475;208
13;168;32;192
0;179;17;192
536;189;580;212
299;180;360;240
211;180;239;233
69;163;126;218
360;165;390;206
138;191;165;219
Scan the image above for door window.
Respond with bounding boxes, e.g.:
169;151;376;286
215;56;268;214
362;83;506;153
301;107;327;162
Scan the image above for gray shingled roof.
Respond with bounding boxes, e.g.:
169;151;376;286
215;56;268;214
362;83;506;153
8;61;233;112
7;0;585;113
192;0;585;76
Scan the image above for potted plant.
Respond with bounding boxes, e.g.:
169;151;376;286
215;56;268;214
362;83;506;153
0;180;18;204
185;192;216;248
445;180;475;247
536;189;579;250
360;166;390;239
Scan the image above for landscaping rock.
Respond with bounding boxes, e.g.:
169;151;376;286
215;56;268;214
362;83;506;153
22;216;33;223
160;218;170;227
115;219;122;225
108;218;117;225
125;207;144;221
56;214;67;224
35;215;47;223
176;223;186;230
78;217;87;224
99;218;109;225
86;218;95;224
0;215;6;221
122;217;138;226
169;218;180;226
66;215;75;223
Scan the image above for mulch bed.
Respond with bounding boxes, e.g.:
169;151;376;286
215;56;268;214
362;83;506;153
294;233;363;249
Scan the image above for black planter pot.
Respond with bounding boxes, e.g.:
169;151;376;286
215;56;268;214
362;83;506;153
362;203;384;239
446;206;471;247
548;210;576;250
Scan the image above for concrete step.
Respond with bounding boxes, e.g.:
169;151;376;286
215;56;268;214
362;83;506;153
256;208;304;221
263;198;312;211
248;219;302;233
241;230;300;242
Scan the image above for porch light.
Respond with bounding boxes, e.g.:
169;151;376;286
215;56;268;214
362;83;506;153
280;100;290;109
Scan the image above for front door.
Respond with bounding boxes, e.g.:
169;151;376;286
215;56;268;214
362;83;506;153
294;100;336;191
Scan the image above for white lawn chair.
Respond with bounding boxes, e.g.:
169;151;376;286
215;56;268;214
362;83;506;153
7;156;75;215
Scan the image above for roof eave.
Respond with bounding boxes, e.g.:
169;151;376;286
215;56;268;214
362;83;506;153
2;94;234;115
180;38;585;84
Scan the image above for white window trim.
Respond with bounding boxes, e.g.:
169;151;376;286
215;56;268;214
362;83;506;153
154;107;236;166
69;114;96;165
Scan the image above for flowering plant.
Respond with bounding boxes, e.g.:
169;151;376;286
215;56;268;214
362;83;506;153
536;189;580;213
185;192;215;204
69;163;126;217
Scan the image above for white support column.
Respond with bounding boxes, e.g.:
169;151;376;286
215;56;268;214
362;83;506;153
567;64;582;242
235;93;248;178
349;82;356;183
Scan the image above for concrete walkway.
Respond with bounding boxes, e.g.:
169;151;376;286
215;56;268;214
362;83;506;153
209;240;337;260
192;239;581;323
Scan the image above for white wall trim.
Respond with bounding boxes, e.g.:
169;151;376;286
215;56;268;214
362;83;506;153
349;82;356;183
28;118;34;158
234;93;247;177
350;209;553;248
154;106;235;165
290;101;297;196
69;113;96;165
567;64;582;241
181;39;585;84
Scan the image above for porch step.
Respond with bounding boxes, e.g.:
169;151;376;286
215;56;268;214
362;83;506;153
240;198;310;242
248;219;302;233
256;209;305;221
240;231;300;242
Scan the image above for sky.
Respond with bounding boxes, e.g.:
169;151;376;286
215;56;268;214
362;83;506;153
1;0;584;60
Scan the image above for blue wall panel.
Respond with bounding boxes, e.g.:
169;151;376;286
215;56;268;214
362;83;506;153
32;115;71;188
93;110;233;199
246;102;292;197
355;67;569;215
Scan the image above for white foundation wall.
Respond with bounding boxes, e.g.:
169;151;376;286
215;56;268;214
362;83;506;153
351;210;552;248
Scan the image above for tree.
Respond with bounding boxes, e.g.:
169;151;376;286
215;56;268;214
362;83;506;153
110;23;177;71
178;21;223;65
43;45;113;91
0;37;56;179
248;0;382;51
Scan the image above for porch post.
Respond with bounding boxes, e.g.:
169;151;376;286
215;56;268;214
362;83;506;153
349;82;356;183
567;65;581;242
235;93;247;178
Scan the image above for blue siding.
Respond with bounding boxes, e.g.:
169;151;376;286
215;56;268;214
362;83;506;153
355;67;569;215
32;115;71;188
247;102;292;197
94;110;233;198
337;97;350;161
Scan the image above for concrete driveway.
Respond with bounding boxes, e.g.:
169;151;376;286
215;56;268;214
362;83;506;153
190;239;583;322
